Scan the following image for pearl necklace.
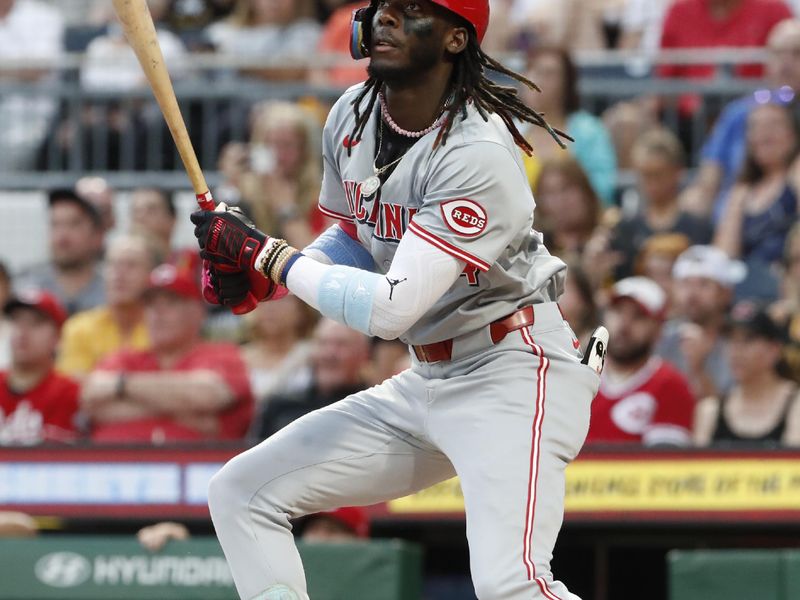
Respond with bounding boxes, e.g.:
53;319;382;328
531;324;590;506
379;92;445;138
359;93;448;197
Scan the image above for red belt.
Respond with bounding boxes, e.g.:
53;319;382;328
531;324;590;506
412;306;535;363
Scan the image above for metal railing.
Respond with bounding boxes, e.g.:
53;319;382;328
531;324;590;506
0;48;774;190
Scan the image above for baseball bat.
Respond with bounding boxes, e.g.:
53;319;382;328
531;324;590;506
111;0;214;211
112;0;258;313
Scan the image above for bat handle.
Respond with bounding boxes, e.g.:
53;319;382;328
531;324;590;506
196;190;216;211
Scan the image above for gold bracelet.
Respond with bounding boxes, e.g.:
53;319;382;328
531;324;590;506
270;246;299;285
254;238;300;285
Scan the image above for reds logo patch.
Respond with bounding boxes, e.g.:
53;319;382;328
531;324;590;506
610;392;656;435
441;199;487;237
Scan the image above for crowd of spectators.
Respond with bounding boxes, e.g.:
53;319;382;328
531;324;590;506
0;179;400;445
1;0;800;454
0;0;797;168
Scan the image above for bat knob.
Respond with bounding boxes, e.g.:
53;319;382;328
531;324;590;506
196;191;215;211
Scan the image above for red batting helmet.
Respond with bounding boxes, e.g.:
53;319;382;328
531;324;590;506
431;0;490;42
350;0;490;60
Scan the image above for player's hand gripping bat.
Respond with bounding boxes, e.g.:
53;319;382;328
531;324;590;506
111;0;259;314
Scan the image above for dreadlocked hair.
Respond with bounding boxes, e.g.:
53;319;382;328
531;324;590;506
347;34;572;157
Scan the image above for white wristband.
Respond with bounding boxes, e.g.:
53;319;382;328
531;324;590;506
254;238;283;276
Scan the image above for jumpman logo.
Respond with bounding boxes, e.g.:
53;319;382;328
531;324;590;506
386;277;408;301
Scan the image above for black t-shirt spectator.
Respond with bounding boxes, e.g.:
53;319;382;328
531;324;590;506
253;383;365;441
611;211;713;279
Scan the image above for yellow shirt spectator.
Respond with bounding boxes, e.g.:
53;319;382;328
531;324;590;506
57;306;149;377
54;234;160;378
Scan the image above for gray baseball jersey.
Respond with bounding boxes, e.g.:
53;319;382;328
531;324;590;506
319;84;567;345
208;84;599;600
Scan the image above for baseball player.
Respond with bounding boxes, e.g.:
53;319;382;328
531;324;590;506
193;1;603;599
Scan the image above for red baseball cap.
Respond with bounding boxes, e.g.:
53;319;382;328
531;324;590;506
316;507;370;538
4;289;68;328
144;263;202;301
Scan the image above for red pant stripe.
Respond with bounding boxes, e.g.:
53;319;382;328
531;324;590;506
519;328;561;600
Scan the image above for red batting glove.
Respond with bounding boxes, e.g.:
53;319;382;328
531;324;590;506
191;207;267;271
201;260;281;314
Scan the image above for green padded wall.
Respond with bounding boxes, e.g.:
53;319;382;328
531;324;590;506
668;549;800;600
0;536;422;600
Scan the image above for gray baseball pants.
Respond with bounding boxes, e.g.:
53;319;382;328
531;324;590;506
208;302;599;600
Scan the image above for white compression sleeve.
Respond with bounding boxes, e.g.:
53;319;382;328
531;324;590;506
286;231;463;339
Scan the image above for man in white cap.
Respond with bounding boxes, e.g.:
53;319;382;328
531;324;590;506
586;276;695;447
656;245;747;400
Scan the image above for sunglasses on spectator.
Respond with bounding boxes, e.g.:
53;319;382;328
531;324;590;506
753;86;796;105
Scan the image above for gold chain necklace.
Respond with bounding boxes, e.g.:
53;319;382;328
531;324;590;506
361;119;410;198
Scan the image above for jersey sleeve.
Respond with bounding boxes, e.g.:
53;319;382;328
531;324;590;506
318;100;355;222
408;141;533;272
